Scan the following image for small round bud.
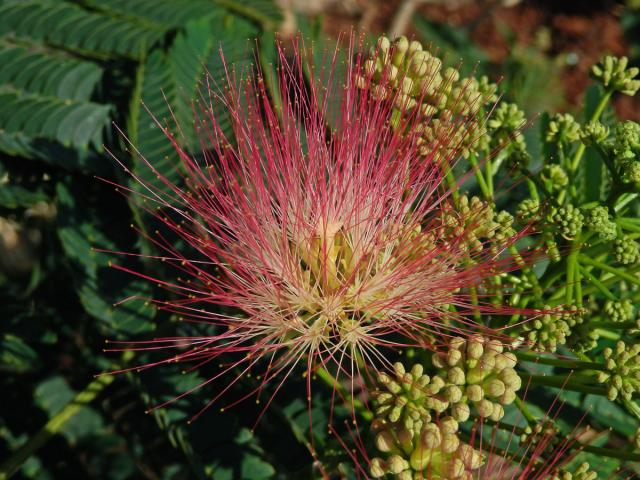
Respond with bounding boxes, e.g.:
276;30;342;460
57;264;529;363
388;454;409;474
476;399;494;418
370;458;386;478
448;367;466;385
485;379;506;397
451;402;470;422
375;430;395;452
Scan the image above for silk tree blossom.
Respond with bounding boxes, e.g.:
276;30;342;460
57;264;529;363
105;38;538;416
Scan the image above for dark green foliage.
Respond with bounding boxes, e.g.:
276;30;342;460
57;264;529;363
0;1;343;478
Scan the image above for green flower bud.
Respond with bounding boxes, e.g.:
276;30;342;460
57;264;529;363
489;403;504;421
370;457;386;478
487;102;526;150
376;430;395;452
622;159;640;183
546;113;581;143
451;402;470;422
541;164;569;190
584;205;617;241
484;378;506;397
548;204;584;240
388;454;409;474
476;398;494;417
613;236;640;264
466;384;484;402
604;299;634;322
517;198;540;221
580;121;609;145
597;341;640;401
445;385;463;403
448;367;466;385
591;55;640;96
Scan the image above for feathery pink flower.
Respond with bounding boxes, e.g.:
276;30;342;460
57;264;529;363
105;37;536;417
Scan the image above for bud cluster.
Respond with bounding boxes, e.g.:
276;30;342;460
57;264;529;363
584;206;617;242
551;462;598;480
541;164;569;192
516;198;540;222
591;55;640;96
597;341;640;401
547;204;584;240
603;299;634;323
439;195;514;254
613;236;640;265
361;35;499;158
521;306;584;352
369;416;484;480
486;102;526;152
612;121;640;184
373;363;439;435
580;121;609;145
546;113;581;144
431;336;521;422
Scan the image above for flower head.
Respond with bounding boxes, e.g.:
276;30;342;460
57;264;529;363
107;38;535;416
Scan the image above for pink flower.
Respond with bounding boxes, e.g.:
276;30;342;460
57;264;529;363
107;38;534;417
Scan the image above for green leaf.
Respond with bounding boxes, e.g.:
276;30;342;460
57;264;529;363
80;0;221;30
34;376;104;444
0;0;164;59
0;87;111;150
0;334;38;373
127;13;258;196
56;180;156;336
213;0;283;29
0;42;103;101
240;454;275;479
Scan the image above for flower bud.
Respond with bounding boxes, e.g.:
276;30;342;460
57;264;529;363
451;402;470;422
370;458;386;478
448;367;466;385
375;430;395;452
484;379;506;397
467;384;484;402
442;432;460;454
476;399;494;417
466;340;484;360
448;458;466;478
388;454;409;474
445;385;463;403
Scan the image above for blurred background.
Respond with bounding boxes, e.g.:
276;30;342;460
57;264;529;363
1;0;639;479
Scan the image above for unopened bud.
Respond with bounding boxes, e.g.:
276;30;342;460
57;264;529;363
370;458;386;478
375;430;394;452
388;454;409;474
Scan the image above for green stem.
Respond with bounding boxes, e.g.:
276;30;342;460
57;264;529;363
513;396;536;424
315;367;372;421
0;374;115;480
569;89;612;173
524;374;607;396
578;254;640;287
515;352;608;371
579;444;640;462
467;153;491;199
589;320;637;329
577;264;616;301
